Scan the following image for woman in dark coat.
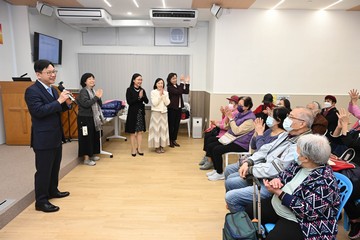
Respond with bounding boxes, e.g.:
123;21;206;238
125;73;149;156
167;73;190;148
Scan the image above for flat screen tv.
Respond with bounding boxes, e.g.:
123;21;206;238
33;32;62;65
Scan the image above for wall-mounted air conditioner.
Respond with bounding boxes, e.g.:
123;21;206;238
55;8;112;27
150;9;198;28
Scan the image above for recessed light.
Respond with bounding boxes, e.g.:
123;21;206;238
103;0;112;7
127;12;133;15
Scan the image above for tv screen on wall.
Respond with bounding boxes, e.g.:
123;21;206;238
33;32;62;65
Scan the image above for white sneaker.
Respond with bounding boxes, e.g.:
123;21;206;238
206;170;217;177
84;160;96;166
90;156;100;161
208;172;225;181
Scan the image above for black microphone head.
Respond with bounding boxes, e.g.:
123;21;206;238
58;84;65;92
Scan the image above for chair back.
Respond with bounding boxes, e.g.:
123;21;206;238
333;172;353;220
183;102;191;112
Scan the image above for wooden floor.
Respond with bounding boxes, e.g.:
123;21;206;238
0;131;350;240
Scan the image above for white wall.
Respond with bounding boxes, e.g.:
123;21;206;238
212;10;360;95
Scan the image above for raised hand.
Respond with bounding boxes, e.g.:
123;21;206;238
95;89;103;98
254;118;265;136
348;89;359;104
139;89;143;98
336;108;350;128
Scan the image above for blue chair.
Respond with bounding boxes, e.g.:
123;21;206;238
264;172;353;234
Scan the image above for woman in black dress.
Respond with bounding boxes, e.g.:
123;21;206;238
125;73;149;156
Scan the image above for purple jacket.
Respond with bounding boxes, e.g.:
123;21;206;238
228;111;255;150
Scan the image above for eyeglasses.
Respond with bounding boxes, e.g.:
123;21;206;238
288;114;305;122
42;70;58;76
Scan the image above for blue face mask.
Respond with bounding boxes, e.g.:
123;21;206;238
283;117;293;132
294;151;301;165
266;116;275;128
237;105;244;113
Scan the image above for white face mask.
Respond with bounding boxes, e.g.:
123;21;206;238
323;102;332;109
294;151;301;165
283;117;293;132
266;116;275;128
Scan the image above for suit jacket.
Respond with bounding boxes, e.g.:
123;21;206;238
24;80;69;150
167;83;190;110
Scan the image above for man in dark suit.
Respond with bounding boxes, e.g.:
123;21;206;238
25;59;72;212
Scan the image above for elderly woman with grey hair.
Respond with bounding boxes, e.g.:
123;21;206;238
246;134;340;240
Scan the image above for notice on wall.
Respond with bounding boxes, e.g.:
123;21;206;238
0;24;3;44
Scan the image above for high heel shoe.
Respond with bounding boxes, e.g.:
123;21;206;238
137;149;144;156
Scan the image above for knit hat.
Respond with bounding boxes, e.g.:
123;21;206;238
324;95;337;103
262;93;274;104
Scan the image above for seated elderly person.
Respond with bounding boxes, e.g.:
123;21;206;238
204;96;255;181
306;101;328;135
225;107;314;213
199;95;240;170
246;134;340;240
278;98;292;112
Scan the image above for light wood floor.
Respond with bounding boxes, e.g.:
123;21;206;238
0;131;350;240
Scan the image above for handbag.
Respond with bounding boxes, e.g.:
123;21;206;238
328;148;356;172
219;132;244;145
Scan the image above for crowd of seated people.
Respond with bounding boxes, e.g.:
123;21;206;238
198;91;360;239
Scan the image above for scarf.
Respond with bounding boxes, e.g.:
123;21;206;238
86;88;104;131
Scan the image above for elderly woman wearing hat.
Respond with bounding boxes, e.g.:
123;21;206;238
199;95;241;170
253;93;276;129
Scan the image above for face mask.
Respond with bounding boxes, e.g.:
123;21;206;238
237;105;244;113
266;116;275;128
228;104;234;110
294;151;301;165
283;117;293;132
323;102;332;109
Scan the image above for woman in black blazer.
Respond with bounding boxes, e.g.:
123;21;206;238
125;73;149;156
167;73;190;148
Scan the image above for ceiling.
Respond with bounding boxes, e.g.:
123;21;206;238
5;0;360;20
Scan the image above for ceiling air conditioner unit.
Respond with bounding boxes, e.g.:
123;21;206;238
55;8;112;27
150;9;198;28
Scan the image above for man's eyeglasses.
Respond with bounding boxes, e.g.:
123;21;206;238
288;114;305;122
42;70;58;76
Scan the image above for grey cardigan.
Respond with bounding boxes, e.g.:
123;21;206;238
76;88;102;117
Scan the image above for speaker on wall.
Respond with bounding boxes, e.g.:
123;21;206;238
210;3;223;19
36;2;53;17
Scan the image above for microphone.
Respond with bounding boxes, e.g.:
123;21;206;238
58;81;75;102
20;73;28;78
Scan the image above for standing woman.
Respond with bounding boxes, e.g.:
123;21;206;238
76;73;104;166
148;78;171;153
167;73;190;148
125;73;149;157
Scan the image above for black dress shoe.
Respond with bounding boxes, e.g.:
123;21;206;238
169;142;175;148
173;141;180;147
137;149;144;156
49;191;70;199
35;202;60;213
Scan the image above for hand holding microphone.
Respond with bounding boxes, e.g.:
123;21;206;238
58;81;75;102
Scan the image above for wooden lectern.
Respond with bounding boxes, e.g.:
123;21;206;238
0;81;33;145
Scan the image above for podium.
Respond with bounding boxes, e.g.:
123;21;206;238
0;81;33;145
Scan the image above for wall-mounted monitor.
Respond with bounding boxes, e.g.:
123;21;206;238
33;32;62;65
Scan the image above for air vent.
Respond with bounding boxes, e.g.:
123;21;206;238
150;9;198;28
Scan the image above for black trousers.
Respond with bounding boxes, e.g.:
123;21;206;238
77;115;100;157
206;141;246;174
168;108;181;142
34;146;62;204
344;180;360;220
203;133;218;151
245;197;304;240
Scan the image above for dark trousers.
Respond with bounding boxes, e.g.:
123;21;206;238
203;134;219;152
245;197;304;240
77;116;100;157
34;146;62;204
168;108;181;142
344;180;360;220
206;141;246;174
